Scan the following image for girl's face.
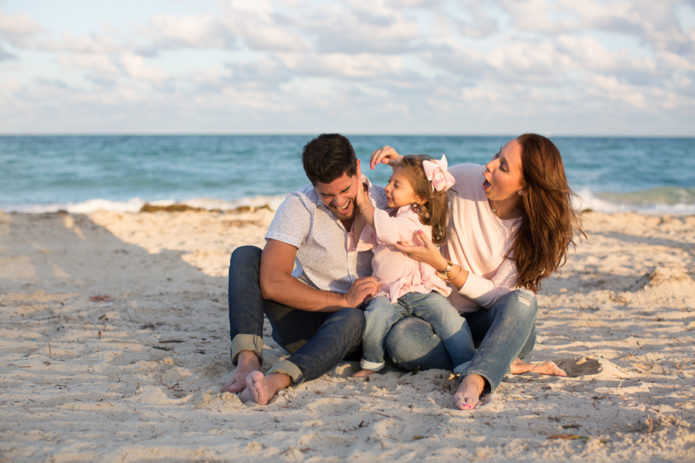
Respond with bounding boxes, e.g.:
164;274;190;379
483;138;525;205
384;167;423;209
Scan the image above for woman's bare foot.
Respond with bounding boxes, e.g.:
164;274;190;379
353;369;378;378
220;351;261;393
245;371;291;405
453;374;485;410
509;358;567;376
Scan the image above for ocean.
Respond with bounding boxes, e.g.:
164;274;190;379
1;135;694;214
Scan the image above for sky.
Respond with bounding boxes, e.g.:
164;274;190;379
1;0;694;136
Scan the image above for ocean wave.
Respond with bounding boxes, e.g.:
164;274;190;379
3;188;695;215
1;195;288;214
575;187;695;215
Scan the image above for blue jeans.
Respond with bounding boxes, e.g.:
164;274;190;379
228;245;365;384
361;292;475;371
383;289;537;392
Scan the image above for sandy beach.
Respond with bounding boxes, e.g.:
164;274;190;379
1;207;694;462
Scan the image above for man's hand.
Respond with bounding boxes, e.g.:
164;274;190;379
343;276;379;307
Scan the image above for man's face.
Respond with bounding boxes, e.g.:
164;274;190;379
314;171;359;221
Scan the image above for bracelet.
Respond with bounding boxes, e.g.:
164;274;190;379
446;264;461;283
436;260;454;280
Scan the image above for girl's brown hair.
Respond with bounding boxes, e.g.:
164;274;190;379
513;134;584;291
398;155;450;245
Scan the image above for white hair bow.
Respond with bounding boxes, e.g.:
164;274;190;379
422;154;455;192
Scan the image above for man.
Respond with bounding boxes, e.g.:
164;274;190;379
221;133;386;405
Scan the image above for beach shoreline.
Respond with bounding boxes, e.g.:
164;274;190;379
1;208;694;462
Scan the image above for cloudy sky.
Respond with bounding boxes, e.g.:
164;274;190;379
1;0;694;135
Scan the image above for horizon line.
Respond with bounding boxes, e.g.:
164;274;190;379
1;132;694;138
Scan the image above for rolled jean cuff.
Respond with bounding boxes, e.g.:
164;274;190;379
266;359;303;384
360;358;385;371
230;334;264;364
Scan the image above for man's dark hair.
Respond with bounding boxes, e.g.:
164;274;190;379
302;133;357;185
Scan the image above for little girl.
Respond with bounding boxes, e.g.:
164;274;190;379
353;154;475;376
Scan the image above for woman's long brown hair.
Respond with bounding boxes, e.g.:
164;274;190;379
513;134;584;291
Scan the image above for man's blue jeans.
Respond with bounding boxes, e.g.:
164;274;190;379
228;245;365;384
361;292;475;371
383;289;537;392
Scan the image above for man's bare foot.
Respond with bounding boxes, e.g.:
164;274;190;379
220;351;261;393
453;374;485;410
245;371;291;405
510;358;567;376
353;369;378;378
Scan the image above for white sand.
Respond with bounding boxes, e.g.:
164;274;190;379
1;208;694;462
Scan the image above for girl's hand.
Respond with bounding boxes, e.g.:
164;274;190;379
394;230;448;271
370;145;403;170
354;159;369;210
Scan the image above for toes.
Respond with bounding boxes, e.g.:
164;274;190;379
454;395;477;410
221;378;243;393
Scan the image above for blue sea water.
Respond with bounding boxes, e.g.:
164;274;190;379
1;135;694;214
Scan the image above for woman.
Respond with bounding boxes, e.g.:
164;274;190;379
371;134;582;410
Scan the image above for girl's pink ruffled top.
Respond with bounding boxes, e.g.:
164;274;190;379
350;205;451;303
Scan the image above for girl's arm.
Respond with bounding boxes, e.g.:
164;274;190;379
354;160;375;227
372;208;424;245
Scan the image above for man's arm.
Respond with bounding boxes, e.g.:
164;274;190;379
259;239;379;312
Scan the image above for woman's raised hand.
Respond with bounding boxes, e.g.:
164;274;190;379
370;145;403;170
394;230;447;271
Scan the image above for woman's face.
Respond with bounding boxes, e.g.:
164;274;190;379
482;138;525;204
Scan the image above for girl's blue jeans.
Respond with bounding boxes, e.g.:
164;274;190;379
384;289;537;392
362;292;475;371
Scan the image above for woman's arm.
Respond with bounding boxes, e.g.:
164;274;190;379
370;145;403;170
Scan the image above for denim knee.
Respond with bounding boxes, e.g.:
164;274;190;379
230;245;261;270
506;289;538;322
337;306;366;345
384;317;452;371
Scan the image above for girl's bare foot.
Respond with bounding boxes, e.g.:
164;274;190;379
453;374;485;410
510;358;567;376
353;369;378;378
245;371;291;405
220;350;261;393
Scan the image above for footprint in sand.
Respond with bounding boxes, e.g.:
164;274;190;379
555;357;602;377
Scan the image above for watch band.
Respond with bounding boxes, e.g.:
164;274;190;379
437;260;454;280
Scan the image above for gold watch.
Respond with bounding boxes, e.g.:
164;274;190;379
437;260;454;280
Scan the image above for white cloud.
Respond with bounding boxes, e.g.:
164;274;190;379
278;52;406;79
149;14;234;49
120;53;169;81
0;0;693;135
57;53;119;74
0;11;42;46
